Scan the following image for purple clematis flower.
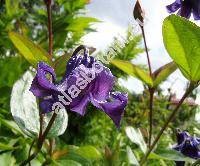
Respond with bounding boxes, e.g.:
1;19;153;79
173;129;200;159
30;45;128;128
166;0;200;20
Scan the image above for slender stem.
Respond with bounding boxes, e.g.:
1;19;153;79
140;83;197;165
28;140;35;166
148;88;154;147
46;0;53;59
20;1;55;165
140;25;154;147
20;112;57;166
140;26;152;76
38;112;57;149
20;151;39;166
39;112;44;141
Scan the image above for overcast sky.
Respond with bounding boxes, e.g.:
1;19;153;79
83;0;200;100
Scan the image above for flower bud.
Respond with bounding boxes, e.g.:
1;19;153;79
133;0;145;26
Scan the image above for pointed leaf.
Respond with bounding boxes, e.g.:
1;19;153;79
9;32;51;66
10;71;68;138
125;126;147;153
126;146;139;165
149;149;195;163
111;60;153;87
75;146;102;160
153;62;177;87
163;15;200;81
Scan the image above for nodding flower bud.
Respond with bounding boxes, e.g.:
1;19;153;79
133;0;145;27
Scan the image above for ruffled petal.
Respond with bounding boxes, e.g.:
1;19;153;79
178;2;192;19
91;65;114;101
192;0;200;20
70;95;90;116
166;0;181;13
40;98;55;113
176;130;190;145
90;92;128;128
65;64;92;115
65;54;84;77
30;62;57;97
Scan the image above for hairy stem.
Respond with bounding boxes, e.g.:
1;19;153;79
140;83;197;165
148;88;154;147
141;26;152;76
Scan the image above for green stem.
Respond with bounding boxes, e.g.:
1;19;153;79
140;82;197;165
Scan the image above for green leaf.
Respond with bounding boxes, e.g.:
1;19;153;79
0;57;28;88
125;126;147;154
6;0;19;17
67;17;99;32
126;146;139;166
9;32;51;66
52;160;82;166
0;143;19;150
163;15;200;81
10;71;68;138
0;153;16;166
0;118;23;135
149;149;195;163
111;60;153;87
75;146;102;160
52;145;97;165
152;62;177;87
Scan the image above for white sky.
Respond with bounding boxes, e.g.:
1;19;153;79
83;0;200;101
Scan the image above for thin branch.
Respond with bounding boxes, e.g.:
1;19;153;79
140;83;198;165
20;151;39;166
20;1;55;165
148;88;154;147
46;0;53;59
28;140;36;166
140;26;152;76
38;112;57;149
20;112;57;166
140;25;154;147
